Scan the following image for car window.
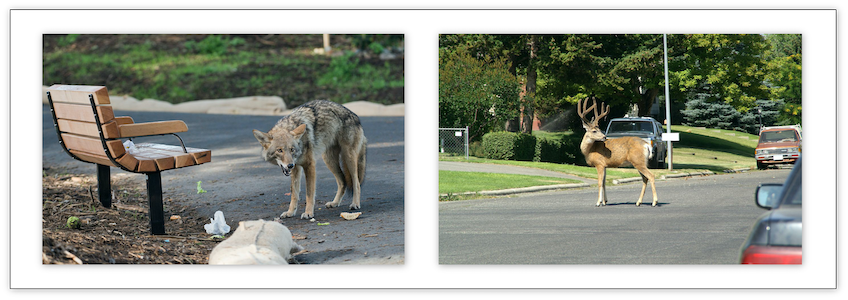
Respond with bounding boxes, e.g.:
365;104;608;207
779;162;802;206
760;130;798;143
608;121;653;133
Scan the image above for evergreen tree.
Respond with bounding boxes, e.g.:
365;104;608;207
681;93;740;130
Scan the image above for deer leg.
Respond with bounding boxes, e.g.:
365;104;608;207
596;166;606;207
636;173;648;206
649;174;658;207
635;166;658;207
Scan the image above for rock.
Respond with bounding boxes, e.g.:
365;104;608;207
208;220;303;265
43;86;402;116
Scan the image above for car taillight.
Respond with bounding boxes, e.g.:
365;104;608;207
741;245;802;264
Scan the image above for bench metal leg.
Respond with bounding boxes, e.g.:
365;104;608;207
146;172;166;235
96;164;112;208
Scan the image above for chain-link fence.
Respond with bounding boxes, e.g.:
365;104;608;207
438;127;468;159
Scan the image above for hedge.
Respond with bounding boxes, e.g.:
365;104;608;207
481;131;583;165
482;132;536;161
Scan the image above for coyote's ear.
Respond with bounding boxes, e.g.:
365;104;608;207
253;129;271;146
290;124;307;138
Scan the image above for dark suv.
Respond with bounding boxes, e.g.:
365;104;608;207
739;157;802;264
605;117;667;168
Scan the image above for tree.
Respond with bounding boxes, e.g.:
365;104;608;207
535;34;609;112
440;34;530;132
605;34;666;117
521;35;538;134
680;93;741;130
682;96;782;135
668;34;771;112
438;48;521;141
764;34;802;125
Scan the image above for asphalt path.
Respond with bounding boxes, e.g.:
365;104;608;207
439;168;791;264
42;105;404;264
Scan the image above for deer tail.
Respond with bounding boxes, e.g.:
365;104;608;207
644;142;654;160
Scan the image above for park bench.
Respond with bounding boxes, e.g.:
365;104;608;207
46;85;211;235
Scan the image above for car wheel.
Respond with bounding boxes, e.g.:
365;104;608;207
650;153;661;169
757;161;766;170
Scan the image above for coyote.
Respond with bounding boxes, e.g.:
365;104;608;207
253;100;367;219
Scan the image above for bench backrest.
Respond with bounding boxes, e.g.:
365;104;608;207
48;85;139;170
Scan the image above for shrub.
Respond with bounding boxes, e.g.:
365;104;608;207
469;141;486;158
482;131;536;161
533;134;581;165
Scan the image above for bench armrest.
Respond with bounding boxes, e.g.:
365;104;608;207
118;120;188;138
114;116;135;126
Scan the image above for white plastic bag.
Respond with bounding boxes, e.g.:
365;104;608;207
204;211;231;235
123;140;137;154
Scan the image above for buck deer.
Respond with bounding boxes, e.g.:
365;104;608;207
577;97;658;207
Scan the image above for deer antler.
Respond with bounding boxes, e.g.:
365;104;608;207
577;97;610;126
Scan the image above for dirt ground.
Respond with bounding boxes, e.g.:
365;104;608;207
42;167;308;264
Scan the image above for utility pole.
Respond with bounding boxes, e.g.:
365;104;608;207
663;34;673;170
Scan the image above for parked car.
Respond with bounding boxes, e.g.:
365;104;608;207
755;125;802;170
605;117;667;168
739;157;802;264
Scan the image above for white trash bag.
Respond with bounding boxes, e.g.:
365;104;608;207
204;211;231;235
123;140;138;154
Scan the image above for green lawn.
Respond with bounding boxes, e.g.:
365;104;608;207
43;34;404;107
438;170;582;195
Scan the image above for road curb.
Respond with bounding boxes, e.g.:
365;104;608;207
660;171;716;180
439;183;590;198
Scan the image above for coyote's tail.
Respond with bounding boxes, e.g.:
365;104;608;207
343;139;367;198
358;139;367;186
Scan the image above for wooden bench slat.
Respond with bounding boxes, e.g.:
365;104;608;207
66;149;138;171
191;150;212;164
61;133;126;158
54;102;114;123
48;85;111;105
57;119;120;139
133;143;211;170
67;150;117;167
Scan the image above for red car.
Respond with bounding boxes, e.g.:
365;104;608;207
755;125;801;170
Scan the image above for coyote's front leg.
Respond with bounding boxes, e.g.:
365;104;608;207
280;166;302;218
301;161;317;219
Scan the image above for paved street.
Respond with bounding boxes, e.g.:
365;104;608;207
439;168;790;264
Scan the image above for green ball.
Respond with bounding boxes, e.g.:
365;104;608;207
66;216;81;229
